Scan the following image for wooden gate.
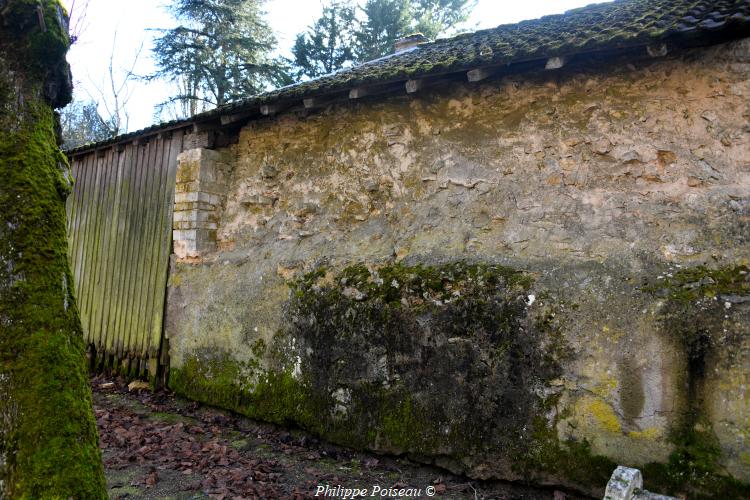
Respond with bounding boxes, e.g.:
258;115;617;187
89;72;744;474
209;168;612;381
66;131;185;378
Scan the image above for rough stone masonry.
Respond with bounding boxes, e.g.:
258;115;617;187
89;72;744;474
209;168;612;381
164;32;750;498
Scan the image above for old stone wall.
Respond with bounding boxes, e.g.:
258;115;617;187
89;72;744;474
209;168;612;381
165;39;750;497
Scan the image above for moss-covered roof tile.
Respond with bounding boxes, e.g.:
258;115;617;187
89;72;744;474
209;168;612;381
67;0;750;155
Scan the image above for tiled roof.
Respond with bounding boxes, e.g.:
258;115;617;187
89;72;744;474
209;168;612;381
67;0;750;155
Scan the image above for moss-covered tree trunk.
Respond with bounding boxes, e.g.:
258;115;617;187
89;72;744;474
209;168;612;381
0;1;107;497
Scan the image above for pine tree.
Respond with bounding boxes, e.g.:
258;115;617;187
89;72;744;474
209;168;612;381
152;0;290;115
354;0;412;63
291;0;475;78
291;1;357;80
411;0;476;41
355;0;475;62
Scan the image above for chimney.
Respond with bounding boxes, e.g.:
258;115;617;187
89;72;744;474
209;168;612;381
394;33;429;54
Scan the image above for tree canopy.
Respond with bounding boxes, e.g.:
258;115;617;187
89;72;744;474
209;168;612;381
152;0;289;116
60;99;116;150
292;0;475;80
291;1;357;80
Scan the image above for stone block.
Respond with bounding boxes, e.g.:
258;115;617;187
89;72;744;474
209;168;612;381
173;220;218;230
173;228;218;258
604;466;642;500
175;181;201;193
174;192;199;204
174;201;218;212
172;229;197;242
175;160;201;183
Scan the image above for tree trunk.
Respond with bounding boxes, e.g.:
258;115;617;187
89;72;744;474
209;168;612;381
0;1;107;497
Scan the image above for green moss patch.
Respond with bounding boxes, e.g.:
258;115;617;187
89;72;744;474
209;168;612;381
285;262;554;458
645;265;750;303
641;264;750;498
0;63;106;500
169;262;607;488
0;1;73;107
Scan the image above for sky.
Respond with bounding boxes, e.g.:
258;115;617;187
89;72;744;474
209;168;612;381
60;0;612;132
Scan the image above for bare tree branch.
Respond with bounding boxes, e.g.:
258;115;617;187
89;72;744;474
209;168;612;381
66;0;91;44
84;29;143;137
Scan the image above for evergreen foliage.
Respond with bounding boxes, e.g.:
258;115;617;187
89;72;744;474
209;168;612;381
291;1;357;80
151;0;290;116
355;0;475;61
292;0;475;79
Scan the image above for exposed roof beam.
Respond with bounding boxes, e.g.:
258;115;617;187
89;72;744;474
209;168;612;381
545;56;567;70
467;67;493;82
349;87;370;99
260;104;280;116
220;112;255;126
405;79;424;93
647;43;668;57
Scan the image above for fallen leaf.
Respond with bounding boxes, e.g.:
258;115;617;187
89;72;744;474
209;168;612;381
145;471;159;487
128;380;150;391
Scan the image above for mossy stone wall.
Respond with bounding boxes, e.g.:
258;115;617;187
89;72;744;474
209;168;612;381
165;38;750;497
0;1;106;497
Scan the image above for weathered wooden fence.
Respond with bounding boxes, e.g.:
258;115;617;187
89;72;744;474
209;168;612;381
66;131;185;377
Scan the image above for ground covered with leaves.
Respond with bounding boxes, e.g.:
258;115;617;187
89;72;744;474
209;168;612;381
92;376;588;499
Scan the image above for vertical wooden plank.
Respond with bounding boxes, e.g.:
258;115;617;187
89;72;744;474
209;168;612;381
86;149;109;349
112;143;133;356
91;148;117;353
66;155;82;251
78;153;99;343
71;153;93;307
77;153;101;342
150;132;177;357
101;146;126;358
82;151;108;348
140;138;162;357
131;139;151;357
123;141;150;357
109;143;135;357
118;142;145;358
65;155;83;272
66;155;88;344
132;139;158;357
155;134;175;357
151;131;183;356
140;137;167;357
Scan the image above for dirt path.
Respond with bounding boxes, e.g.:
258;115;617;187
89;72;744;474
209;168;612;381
92;377;589;500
